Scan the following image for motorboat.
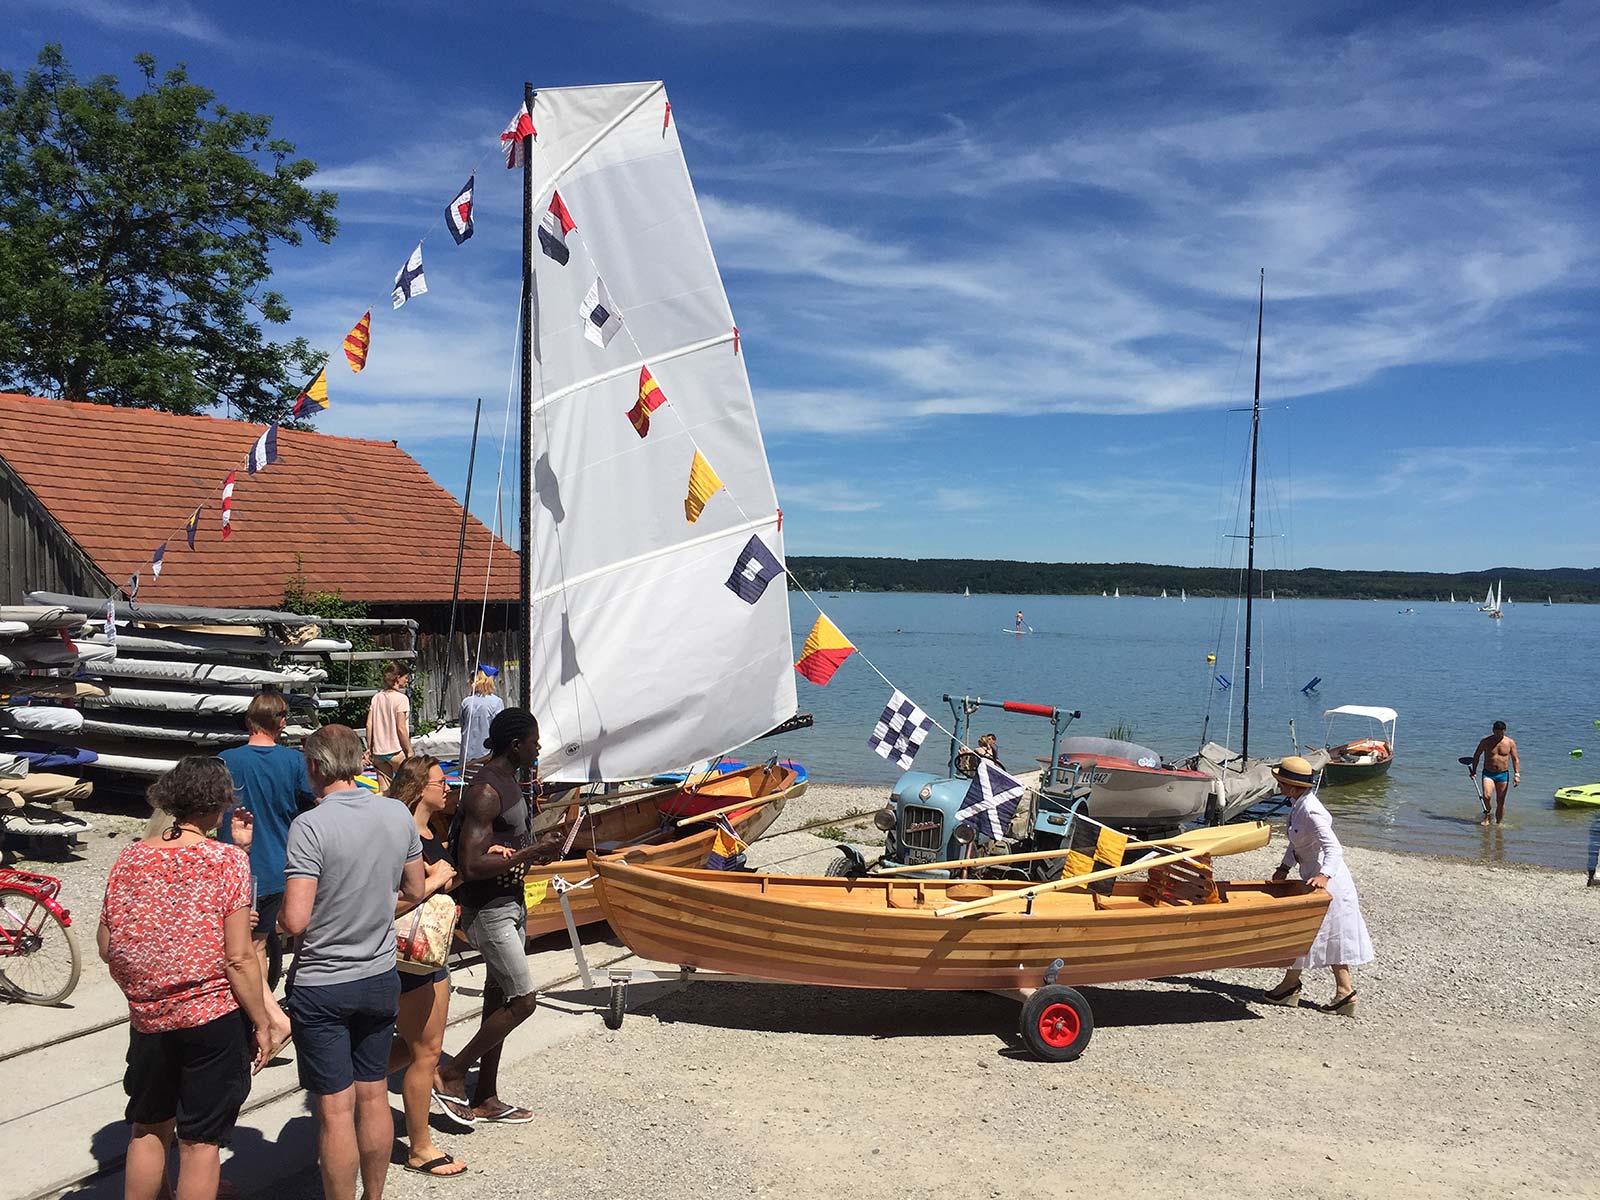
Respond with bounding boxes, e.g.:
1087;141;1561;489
1320;705;1396;785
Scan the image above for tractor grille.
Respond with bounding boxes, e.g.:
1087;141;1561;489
900;805;944;856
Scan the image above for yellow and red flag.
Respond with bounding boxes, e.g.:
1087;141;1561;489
795;614;855;685
342;311;371;373
628;364;668;438
684;449;723;523
292;367;329;417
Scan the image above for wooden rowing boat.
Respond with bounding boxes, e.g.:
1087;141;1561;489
522;764;799;938
589;857;1330;991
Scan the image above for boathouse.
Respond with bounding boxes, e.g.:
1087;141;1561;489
0;393;521;713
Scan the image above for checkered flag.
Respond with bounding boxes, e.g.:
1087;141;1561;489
867;689;935;771
956;760;1026;842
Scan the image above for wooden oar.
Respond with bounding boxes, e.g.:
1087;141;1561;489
934;844;1225;918
674;790;790;827
872;821;1269;878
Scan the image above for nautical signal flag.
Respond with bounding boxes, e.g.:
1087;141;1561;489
867;690;934;771
151;542;167;580
704;815;748;871
446;174;475;244
956;760;1026;843
1063;819;1130;896
684;450;723;523
292;367;329;417
580;276;622;347
725;534;782;604
247;423;279;474
220;472;236;540
393;243;426;308
539;191;575;265
795;614;855;685
628;365;668;437
342;314;370;373
184;505;202;550
501;102;535;169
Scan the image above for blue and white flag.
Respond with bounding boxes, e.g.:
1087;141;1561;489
956;759;1026;842
724;534;782;604
151;542;167;579
867;689;934;771
445;174;474;245
392;243;427;308
580;276;622;347
247;422;279;474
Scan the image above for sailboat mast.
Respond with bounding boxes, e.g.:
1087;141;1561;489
517;81;536;714
440;396;483;720
1242;268;1263;762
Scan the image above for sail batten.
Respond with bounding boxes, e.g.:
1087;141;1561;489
526;82;796;783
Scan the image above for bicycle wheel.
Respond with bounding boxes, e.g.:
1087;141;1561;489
0;887;82;1005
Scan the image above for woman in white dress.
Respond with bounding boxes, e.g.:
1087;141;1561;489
1261;755;1373;1016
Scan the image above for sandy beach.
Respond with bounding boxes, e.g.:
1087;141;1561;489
5;781;1594;1200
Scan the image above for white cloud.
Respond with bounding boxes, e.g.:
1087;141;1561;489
16;0;232;45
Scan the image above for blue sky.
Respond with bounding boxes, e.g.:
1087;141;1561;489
6;0;1598;573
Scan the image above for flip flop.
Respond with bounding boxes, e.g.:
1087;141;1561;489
431;1088;477;1131
474;1100;535;1124
404;1154;467;1178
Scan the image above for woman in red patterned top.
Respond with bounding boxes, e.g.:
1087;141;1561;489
98;757;275;1200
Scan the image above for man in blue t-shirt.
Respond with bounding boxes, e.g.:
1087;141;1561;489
219;691;312;1052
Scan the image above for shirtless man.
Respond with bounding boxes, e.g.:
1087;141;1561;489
1469;720;1520;826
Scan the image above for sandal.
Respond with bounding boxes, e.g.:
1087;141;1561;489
431;1088;478;1131
404;1154;467;1178
1261;980;1302;1007
474;1100;535;1124
1325;989;1359;1018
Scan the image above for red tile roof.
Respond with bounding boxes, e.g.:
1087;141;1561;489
0;394;521;607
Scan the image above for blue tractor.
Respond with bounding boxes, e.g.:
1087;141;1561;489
828;695;1092;883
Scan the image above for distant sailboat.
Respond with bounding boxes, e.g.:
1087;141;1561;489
1449;592;1456;604
1270;589;1276;602
1102;590;1108;597
963;586;970;598
1486;580;1504;619
1114;587;1120;599
1180;588;1187;603
1546;595;1553;606
1161;588;1168;599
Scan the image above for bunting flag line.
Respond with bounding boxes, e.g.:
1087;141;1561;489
684;450;723;523
579;276;622;347
392;243;427;308
538;190;575;265
956;759;1027;843
733;325;740;356
704;815;748;871
293;366;330;416
104;599;116;650
342;313;371;373
221;471;236;540
795;614;855;685
663;99;672;135
627;364;668;437
185;505;202;550
1063;819;1130;897
446;174;475;244
725;534;782;604
126;572;140;600
151;543;167;580
867;690;935;771
501;102;535;169
247;423;279;474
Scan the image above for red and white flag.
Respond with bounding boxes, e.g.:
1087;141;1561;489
501;102;535;169
538;191;575;265
221;471;236;540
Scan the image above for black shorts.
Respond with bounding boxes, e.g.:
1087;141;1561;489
286;970;400;1095
252;891;284;936
124;1010;252;1145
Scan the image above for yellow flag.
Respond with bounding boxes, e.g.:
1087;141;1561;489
684;449;724;523
524;878;549;907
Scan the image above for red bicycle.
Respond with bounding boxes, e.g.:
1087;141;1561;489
0;867;81;1005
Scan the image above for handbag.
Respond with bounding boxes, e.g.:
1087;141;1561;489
395;894;458;974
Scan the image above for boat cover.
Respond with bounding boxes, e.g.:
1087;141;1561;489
88;658;328;687
78;715;248;746
83;686;318;715
26;592;323;626
79;630;286;658
0;739;99;769
0;707;85;734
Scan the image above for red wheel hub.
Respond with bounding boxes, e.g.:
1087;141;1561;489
1036;1002;1081;1047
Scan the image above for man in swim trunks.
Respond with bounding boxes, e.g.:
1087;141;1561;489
1469;720;1520;826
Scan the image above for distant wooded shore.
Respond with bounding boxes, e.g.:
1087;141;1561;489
787;557;1600;603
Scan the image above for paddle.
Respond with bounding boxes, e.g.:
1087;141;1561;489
933;843;1227;918
871;821;1270;878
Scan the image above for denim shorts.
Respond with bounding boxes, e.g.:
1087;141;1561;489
461;899;534;1000
286;969;400;1095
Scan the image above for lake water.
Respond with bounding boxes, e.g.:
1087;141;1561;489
758;592;1600;872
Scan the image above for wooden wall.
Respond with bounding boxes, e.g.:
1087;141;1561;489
367;600;523;725
0;457;114;605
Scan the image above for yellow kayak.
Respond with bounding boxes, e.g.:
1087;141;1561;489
1554;784;1600;808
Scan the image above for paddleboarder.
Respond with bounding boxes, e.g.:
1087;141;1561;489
1468;721;1520;826
1015;610;1025;633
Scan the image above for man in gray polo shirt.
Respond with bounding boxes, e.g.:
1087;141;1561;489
281;724;424;1200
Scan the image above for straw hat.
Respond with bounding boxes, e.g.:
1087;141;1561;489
1272;755;1317;787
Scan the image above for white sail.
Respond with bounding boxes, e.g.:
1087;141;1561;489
524;82;795;783
1181;589;1187;602
1161;588;1168;598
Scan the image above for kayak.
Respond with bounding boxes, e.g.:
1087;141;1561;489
1554;783;1600;809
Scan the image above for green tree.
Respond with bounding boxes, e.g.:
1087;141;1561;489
0;45;337;422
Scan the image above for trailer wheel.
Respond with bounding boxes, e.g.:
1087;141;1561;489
604;980;627;1030
1020;985;1093;1062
